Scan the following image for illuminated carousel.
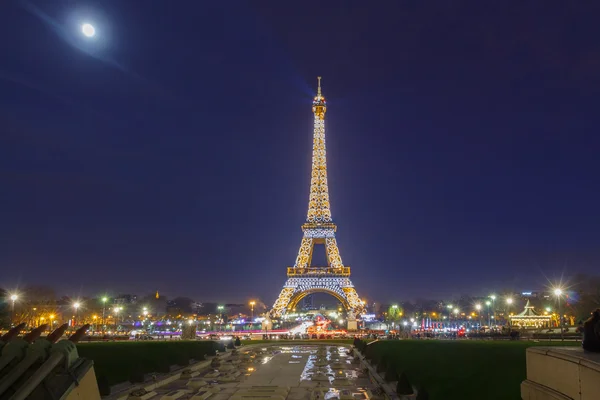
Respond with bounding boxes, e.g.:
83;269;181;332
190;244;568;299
509;300;552;328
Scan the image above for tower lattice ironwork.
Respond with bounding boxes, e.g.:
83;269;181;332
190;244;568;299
271;77;364;321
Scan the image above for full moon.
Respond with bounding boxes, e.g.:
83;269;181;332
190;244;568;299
81;23;95;37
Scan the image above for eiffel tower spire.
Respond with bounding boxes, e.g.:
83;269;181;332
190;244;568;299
306;76;331;224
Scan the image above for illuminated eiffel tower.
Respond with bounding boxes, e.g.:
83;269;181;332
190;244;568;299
271;77;364;328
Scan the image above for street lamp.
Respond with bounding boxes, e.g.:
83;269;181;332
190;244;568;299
553;287;564;340
475;304;482;328
249;301;256;320
485;301;491;327
218;306;224;331
73;302;80;327
505;298;513;328
490;295;496;325
101;297;108;334
114;307;123;331
9;294;18;326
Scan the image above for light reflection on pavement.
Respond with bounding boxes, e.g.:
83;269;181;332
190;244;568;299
116;345;384;400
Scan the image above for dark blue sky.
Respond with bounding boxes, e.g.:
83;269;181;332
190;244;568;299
1;1;599;304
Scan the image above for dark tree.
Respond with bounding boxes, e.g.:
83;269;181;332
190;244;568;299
171;297;195;314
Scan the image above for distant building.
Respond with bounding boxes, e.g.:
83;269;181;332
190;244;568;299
114;294;138;305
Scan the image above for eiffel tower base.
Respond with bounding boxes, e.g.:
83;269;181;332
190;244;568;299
347;318;358;331
271;276;363;319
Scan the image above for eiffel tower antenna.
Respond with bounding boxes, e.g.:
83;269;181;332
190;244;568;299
271;77;364;327
317;76;322;98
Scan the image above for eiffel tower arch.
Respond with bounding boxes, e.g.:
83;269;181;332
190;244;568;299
271;78;364;326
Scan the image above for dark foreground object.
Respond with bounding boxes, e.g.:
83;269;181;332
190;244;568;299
582;309;600;353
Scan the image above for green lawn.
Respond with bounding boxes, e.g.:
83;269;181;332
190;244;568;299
366;340;580;400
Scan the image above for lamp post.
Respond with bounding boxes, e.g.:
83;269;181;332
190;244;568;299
73;302;80;328
553;288;564;340
249;301;255;321
10;294;18;327
505;297;513;329
485;301;491;328
114;307;123;332
490;295;496;327
475;304;482;329
218;306;224;332
101;297;108;334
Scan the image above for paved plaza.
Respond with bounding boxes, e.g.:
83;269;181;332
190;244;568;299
116;345;383;400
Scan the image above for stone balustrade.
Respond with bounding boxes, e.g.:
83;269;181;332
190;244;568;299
521;346;600;400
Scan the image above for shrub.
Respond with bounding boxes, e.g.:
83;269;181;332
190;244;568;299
377;355;388;373
177;354;190;367
215;342;226;353
416;386;429;400
396;372;414;395
235;337;241;347
358;340;367;353
96;375;110;396
364;344;375;360
78;340;218;387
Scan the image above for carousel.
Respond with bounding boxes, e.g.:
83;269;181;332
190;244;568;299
509;300;552;328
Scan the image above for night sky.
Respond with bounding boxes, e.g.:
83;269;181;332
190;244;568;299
1;1;599;304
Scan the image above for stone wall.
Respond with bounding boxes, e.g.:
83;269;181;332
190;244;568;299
521;347;600;400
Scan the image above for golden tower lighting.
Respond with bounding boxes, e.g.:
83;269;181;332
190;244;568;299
271;77;364;324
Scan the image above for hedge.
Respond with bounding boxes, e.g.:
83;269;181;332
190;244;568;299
77;340;223;389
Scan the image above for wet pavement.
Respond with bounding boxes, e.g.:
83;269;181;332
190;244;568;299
123;345;384;400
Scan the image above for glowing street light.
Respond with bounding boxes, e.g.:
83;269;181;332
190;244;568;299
9;293;18;326
101;296;108;334
249;301;256;320
73;302;81;327
505;298;514;328
553;287;565;340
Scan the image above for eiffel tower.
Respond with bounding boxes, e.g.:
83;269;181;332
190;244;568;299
271;77;364;328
